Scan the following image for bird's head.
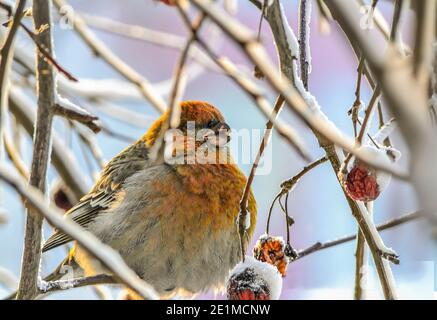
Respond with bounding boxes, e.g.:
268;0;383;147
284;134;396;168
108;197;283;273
144;101;232;164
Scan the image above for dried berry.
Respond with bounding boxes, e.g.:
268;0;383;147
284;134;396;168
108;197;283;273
227;267;271;300
253;234;288;277
342;145;400;202
344;160;380;202
227;256;282;300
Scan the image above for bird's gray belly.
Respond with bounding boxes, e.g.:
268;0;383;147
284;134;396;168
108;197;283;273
83;166;241;296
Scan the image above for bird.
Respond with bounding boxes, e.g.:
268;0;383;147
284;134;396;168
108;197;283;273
41;100;257;299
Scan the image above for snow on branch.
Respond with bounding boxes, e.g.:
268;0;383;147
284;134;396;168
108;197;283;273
192;0;407;179
54;96;101;133
53;0;167;113
0;166;159;299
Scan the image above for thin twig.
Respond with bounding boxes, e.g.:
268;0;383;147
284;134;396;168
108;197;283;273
296;211;423;260
390;0;403;43
239;95;286;259
356;86;381;144
298;0;311;90
192;0;407;179
3;132;29;179
149;9;205;163
54;99;101;133
9;86;90;202
19;22;78;82
78;12;220;73
75;124;105;169
266;156;328;234
412;0;435;87
246;0;402;299
349;56;365;137
177;7;311;161
0;166;159;299
39;274;116;295
53;0;167;113
0;0;27;159
354;224;366;300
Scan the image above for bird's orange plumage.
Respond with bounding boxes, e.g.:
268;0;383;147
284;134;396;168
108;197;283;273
42;100;257;298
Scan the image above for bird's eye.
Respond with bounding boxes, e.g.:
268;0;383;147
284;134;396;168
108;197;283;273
207;119;220;129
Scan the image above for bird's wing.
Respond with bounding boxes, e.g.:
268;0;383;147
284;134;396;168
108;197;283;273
42;141;149;252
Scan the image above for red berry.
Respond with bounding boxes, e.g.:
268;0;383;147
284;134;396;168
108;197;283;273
227;267;271;300
345;161;380;201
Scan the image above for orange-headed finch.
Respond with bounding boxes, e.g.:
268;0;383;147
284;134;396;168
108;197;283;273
42;101;257;298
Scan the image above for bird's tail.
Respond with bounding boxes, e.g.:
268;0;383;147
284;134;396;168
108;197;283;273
3;249;81;300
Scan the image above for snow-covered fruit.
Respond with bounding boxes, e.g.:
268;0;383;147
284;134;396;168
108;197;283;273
342;145;401;202
344;160;380;201
253;234;289;277
227;256;282;300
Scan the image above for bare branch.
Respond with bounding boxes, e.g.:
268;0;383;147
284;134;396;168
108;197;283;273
413;0;436;86
247;0;401;299
16;0;55;299
9;86;91;201
53;0;167;113
54;96;101;133
0;0;27;157
326;0;437;237
298;0;312;90
4;131;29;179
296;211;423;260
0;166;159;299
78;12;221;73
39;274;115;295
148;11;205;163
19;22;78;82
239;95;286;258
191;0;407;179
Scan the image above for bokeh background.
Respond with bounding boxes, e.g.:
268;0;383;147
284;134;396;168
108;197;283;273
0;0;435;299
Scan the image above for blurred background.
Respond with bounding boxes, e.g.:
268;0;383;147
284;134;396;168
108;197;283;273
0;0;435;299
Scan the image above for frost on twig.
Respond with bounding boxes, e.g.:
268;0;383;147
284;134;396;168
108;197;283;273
9;86;92;200
53;0;167;113
0;166;158;299
38;274;115;294
54;96;101;133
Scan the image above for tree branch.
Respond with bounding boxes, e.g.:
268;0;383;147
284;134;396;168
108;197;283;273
16;0;55;299
39;274;115;295
298;0;311;90
191;0;407;179
9;86;90;203
0;166;158;299
326;0;437;239
296;211;423;260
54;97;101;133
78;12;221;73
0;0;27;159
246;0;400;299
53;0;167;113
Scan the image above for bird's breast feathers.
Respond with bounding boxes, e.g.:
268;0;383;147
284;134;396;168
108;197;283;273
81;163;256;295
